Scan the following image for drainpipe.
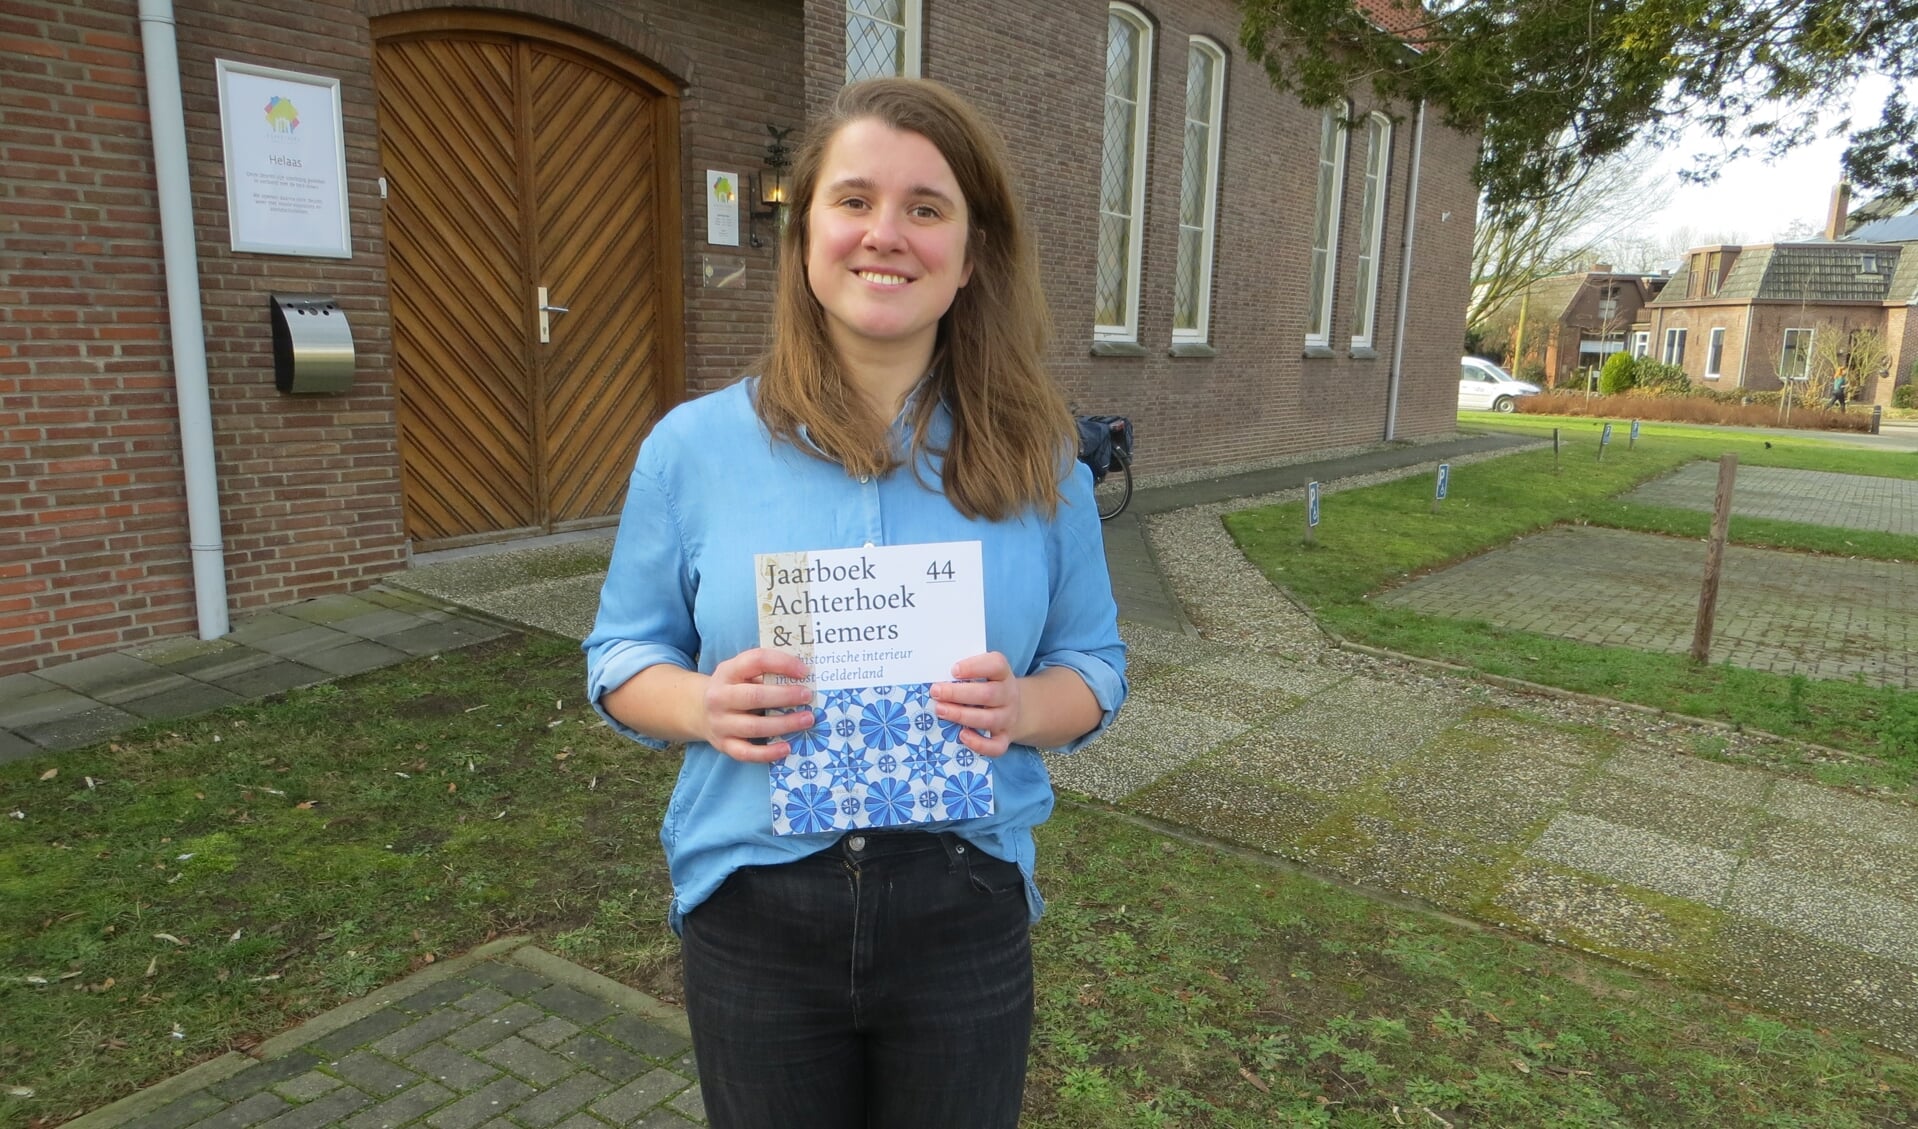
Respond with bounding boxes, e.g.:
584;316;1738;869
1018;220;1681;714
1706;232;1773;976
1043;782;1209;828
139;0;229;639
1385;100;1426;440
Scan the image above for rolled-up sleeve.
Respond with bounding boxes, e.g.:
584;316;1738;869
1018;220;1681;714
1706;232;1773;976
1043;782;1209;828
1030;460;1127;752
584;442;698;749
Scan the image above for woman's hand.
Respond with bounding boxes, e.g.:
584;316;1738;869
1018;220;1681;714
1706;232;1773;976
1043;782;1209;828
929;652;1022;757
931;656;1104;756
699;648;816;763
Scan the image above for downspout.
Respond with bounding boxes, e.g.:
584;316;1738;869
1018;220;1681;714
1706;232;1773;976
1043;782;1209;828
139;0;229;639
1385;100;1427;440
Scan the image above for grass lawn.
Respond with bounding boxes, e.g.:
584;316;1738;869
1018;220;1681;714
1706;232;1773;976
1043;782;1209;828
1223;416;1918;788
5;635;1918;1127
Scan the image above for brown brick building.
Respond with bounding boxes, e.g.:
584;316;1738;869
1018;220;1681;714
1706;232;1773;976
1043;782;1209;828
1483;267;1669;387
1;0;1479;674
1643;241;1918;401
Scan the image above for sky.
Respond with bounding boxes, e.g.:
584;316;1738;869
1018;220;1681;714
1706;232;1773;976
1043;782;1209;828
1639;74;1900;246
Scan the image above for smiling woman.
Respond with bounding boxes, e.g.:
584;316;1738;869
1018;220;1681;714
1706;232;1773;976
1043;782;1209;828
582;78;1127;1129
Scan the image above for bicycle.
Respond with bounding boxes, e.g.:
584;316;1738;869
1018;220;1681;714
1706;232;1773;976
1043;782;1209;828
1074;414;1134;521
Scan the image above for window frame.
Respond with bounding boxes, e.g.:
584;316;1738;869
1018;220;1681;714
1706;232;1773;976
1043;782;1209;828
1705;326;1724;379
1631;331;1649;358
1662;327;1687;365
1094;3;1154;344
844;0;922;83
1305;101;1350;350
1172;36;1226;346
1348;112;1392;350
1780;327;1814;381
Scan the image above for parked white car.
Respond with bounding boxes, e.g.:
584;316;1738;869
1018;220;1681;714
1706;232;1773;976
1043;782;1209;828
1459;356;1541;413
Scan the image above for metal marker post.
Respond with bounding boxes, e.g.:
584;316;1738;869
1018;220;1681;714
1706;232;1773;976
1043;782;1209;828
1689;453;1739;664
1304;481;1321;545
1553;427;1561;474
1598;421;1613;462
1629;419;1641;450
1432;462;1449;514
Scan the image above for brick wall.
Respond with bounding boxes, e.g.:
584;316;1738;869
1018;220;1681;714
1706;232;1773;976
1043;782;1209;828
3;0;1476;674
1;0;802;674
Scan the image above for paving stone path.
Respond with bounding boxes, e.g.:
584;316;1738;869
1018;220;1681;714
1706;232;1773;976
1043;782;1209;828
1625;462;1918;534
69;940;704;1129
1378;524;1918;688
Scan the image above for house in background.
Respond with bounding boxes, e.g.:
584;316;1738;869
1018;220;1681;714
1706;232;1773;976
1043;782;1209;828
1478;267;1668;386
1846;191;1918;243
3;0;1480;675
1642;237;1918;400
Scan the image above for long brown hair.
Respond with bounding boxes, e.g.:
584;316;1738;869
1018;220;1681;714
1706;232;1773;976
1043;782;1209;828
754;78;1073;522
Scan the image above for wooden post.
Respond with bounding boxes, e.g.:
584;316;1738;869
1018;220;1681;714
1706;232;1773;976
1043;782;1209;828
1690;453;1739;664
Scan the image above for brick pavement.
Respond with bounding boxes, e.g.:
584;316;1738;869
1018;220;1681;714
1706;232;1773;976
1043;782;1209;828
1624;463;1918;534
1378;524;1918;688
67;940;704;1129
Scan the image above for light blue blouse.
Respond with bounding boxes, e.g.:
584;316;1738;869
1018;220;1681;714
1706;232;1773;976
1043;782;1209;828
583;378;1127;931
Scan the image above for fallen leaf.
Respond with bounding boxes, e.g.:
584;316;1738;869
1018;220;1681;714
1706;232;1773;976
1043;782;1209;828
145;956;158;978
447;783;457;794
229;928;242;943
153;933;187;946
294;801;317;811
8;1087;34;1098
98;1038;129;1050
39;768;57;781
1510;1058;1531;1074
1237;1067;1269;1093
86;777;98;789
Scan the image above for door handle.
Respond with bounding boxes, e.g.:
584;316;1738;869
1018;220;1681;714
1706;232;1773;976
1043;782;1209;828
537;286;568;343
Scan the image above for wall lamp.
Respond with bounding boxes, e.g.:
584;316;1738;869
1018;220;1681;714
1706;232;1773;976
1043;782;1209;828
749;124;794;249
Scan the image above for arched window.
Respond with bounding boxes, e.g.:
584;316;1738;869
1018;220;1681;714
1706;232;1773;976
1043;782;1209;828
1095;4;1153;342
1174;37;1226;344
1349;112;1392;349
1305;102;1349;350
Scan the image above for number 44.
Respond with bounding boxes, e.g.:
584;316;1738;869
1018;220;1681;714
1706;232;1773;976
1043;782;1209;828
925;560;954;582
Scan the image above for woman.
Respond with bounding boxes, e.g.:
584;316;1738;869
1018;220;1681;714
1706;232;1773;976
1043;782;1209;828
583;78;1126;1128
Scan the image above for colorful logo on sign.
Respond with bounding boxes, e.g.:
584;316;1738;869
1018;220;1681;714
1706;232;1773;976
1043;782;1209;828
263;96;300;134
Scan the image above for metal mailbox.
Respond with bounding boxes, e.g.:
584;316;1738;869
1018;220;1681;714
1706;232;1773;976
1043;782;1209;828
269;294;355;394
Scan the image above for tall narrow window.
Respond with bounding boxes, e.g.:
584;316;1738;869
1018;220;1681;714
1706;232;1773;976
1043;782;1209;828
1096;5;1153;342
1705;327;1725;378
1349;113;1392;349
1173;38;1225;344
1662;327;1687;365
1781;328;1814;380
1305;103;1349;349
845;0;921;83
1631;331;1649;358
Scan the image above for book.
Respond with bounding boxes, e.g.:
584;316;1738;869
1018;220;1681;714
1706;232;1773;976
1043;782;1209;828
755;541;990;835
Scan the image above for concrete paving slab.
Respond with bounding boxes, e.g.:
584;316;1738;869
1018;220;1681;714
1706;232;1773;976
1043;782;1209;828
452;575;603;642
278;595;393;626
1710;915;1918;1058
1115;621;1236;668
1130;768;1348;858
329;609;442;641
1217;726;1410;797
1765;778;1918;848
115;680;247;721
1450;714;1609;769
1528;812;1739;906
0;682;96;729
1260;674;1467;758
162;644;283;683
1380;739;1580;846
1747;815;1918;904
1570;772;1764;854
1494;863;1691;956
1727;860;1918;966
1317;813;1512;908
295;638;413;678
1602;747;1775;808
17;704;142;751
31;652;180;700
245;624;357;661
1188;649;1348;697
126;634;236;667
381;620;512;658
224;613;319;646
1098;696;1248;764
206;661;332;700
1046;733;1208;802
1126;661;1303;725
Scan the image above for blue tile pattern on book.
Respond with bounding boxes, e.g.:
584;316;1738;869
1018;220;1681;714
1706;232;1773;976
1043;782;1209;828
768;683;992;835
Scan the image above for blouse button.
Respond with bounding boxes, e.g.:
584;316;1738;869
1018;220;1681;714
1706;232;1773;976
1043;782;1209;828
858;475;869;484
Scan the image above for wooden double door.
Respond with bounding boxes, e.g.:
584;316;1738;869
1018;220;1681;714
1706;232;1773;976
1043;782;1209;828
374;13;682;546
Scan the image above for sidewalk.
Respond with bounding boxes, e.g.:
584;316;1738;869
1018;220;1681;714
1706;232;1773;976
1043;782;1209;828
9;424;1918;1128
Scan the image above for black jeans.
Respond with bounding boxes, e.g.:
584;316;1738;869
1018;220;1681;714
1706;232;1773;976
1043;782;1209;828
680;831;1034;1129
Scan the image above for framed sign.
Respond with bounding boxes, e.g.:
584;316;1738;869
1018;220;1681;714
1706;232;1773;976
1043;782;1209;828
216;60;351;258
